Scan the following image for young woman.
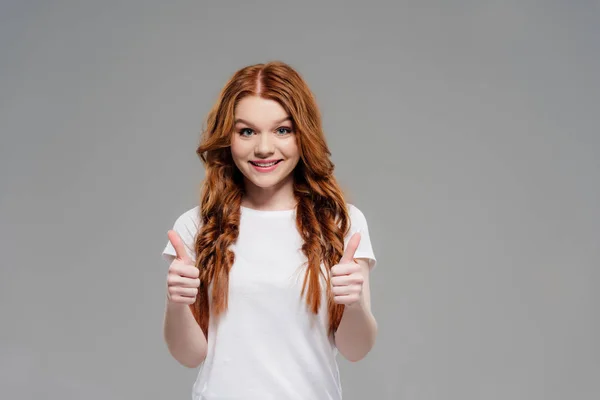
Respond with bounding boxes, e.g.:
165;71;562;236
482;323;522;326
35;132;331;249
162;61;378;400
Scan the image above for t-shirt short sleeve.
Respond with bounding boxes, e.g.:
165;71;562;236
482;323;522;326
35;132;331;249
162;206;200;263
346;204;377;270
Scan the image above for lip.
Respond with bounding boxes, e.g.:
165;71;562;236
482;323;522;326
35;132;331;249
249;159;283;173
249;159;282;164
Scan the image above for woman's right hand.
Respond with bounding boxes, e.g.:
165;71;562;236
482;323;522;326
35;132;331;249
166;230;200;305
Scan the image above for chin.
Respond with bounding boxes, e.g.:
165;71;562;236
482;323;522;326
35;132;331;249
247;177;284;189
243;168;294;189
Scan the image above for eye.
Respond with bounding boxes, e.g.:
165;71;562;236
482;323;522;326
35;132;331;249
276;127;293;135
238;128;254;137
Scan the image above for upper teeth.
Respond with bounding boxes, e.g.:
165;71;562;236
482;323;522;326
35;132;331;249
254;161;278;167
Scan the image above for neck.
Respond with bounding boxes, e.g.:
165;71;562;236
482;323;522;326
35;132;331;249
242;176;297;211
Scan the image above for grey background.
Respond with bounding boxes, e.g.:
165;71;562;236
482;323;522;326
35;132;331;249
1;1;598;399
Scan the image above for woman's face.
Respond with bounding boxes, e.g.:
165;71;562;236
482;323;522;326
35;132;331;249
231;96;300;192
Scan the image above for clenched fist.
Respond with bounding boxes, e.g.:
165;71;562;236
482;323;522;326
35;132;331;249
166;230;200;305
331;232;364;307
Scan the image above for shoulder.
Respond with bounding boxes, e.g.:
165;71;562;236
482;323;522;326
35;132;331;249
344;203;377;268
174;205;200;224
347;203;364;216
347;203;368;226
172;205;201;237
163;206;201;262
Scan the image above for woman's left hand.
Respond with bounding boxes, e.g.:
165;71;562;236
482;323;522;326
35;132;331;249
331;232;364;308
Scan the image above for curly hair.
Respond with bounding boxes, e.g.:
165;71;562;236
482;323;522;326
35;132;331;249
191;61;351;338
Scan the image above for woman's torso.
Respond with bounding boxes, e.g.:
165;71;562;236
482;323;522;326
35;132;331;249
191;206;342;400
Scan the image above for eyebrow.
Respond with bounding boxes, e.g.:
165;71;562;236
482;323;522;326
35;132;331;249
234;117;292;128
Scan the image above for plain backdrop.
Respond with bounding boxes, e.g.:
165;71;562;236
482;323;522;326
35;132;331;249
1;1;598;399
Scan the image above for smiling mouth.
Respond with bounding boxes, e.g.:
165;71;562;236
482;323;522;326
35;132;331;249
249;160;283;167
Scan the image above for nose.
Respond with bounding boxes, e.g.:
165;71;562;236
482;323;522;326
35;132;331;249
254;132;275;157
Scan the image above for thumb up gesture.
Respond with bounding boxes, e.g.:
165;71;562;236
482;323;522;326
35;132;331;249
331;232;364;307
166;230;200;305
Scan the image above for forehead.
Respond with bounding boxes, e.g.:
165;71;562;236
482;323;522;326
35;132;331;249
234;96;290;125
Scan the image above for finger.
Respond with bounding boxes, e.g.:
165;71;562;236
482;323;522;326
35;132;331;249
340;232;361;264
167;274;200;288
332;283;362;296
333;294;360;305
332;285;349;296
169;286;198;298
170;262;200;279
168;230;192;263
331;262;361;277
169;295;196;305
331;274;364;287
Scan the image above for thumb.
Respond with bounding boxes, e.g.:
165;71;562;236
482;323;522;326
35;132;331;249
167;230;192;263
340;232;361;264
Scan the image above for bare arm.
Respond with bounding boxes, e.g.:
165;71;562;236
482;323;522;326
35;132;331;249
334;258;378;362
163;295;207;368
162;230;208;368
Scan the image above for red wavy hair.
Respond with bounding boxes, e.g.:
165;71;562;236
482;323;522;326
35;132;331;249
192;61;351;337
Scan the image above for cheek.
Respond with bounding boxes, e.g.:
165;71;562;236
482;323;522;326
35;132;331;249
230;138;249;161
281;140;300;160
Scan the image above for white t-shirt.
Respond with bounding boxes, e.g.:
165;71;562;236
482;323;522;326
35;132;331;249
162;204;377;400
